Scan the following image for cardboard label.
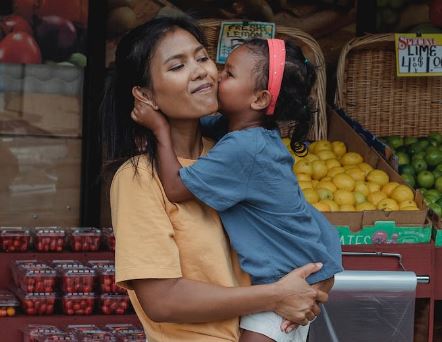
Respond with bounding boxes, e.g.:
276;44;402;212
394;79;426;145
336;221;431;245
216;21;275;64
395;33;442;77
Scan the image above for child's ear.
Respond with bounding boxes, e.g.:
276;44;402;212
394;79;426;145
251;90;271;111
132;86;159;110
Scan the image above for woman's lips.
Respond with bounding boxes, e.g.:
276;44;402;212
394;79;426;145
191;82;213;94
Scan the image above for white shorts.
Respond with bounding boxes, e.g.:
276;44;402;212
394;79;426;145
240;311;310;342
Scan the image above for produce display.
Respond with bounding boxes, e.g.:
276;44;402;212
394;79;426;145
0;0;87;66
0;227;31;252
283;138;419;212
61;293;94;316
380;133;442;216
88;260;126;294
69;228;101;252
34;228;66;253
0;290;19;317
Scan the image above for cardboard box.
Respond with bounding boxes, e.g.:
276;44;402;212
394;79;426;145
0;136;81;226
323;108;428;231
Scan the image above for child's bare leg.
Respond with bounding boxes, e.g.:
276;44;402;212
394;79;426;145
240;330;275;342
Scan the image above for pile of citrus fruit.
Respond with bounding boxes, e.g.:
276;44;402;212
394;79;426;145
381;133;442;216
283;138;419;212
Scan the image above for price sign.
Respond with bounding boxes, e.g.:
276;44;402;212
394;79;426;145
395;33;442;77
216;21;275;64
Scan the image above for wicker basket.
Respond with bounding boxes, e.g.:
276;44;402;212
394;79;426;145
198;18;327;140
335;33;442;137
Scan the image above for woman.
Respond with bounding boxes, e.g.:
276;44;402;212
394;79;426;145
101;16;327;342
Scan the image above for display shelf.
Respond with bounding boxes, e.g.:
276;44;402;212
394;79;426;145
1;313;140;341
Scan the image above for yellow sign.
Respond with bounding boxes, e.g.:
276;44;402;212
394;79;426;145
395;33;442;77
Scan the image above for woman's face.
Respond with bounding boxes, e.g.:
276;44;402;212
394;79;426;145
149;28;219;120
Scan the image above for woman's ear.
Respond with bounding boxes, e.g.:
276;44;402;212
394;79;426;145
251;90;271;111
132;86;159;110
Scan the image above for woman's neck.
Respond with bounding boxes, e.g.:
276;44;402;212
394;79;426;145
169;119;202;159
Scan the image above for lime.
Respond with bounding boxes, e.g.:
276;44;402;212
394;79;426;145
411;159;428;173
386;136;404;149
435;177;442;193
404;136;418;145
429;132;442;144
412;151;426;161
435;164;442;173
399;164;415;175
429;203;442;217
396;152;410;166
418;139;430;150
409;142;424;155
433;169;442;180
429;139;439;147
401;173;415;188
425;149;442;167
417;170;435;189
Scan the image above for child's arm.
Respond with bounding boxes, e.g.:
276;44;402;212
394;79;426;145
131;100;194;202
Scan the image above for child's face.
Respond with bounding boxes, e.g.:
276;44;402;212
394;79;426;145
218;45;259;117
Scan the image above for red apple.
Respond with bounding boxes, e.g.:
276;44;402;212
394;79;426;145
0;32;41;64
0;15;33;35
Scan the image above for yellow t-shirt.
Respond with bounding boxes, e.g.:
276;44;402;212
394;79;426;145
111;138;249;342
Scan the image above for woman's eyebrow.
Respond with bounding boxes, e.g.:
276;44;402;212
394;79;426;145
163;45;205;64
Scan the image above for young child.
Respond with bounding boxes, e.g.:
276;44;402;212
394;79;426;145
132;38;343;342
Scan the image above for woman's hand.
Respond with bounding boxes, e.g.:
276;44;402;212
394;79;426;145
131;99;169;136
273;263;327;326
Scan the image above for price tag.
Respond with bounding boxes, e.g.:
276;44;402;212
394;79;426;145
395;33;442;77
216;21;275;64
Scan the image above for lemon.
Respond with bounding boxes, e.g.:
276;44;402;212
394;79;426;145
381;182;400;196
334;189;355;206
321;176;332;182
356;202;377;211
313;140;332;154
366;182;381;193
377;198;399;211
299;181;313;190
345;168;366;181
311;160;328;180
340;204;356;211
317;188;334;201
366;169;389;186
308;141;318;153
293;160;312;175
340;152;363;166
354;181;370;197
303;188;319;204
316;180;337;193
327;166;346;178
303;153;319;163
312;201;330;212
331;141;347;158
390;184;414;203
317;150;336;161
399;200;418;209
325;158;341;170
320;199;339;212
297;173;311;182
332;173;355;191
343;164;358;170
312;180;319;188
367;191;388;205
358;162;374;176
354;191;366;205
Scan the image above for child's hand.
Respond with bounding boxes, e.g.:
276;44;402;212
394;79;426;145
131;99;169;134
280;319;298;333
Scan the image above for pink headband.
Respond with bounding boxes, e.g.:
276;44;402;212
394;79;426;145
266;39;286;115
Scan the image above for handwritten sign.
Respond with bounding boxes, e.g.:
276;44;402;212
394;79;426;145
216;21;275;64
395;33;442;77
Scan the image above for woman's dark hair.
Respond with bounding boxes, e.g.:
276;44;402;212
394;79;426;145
242;38;317;156
101;16;207;173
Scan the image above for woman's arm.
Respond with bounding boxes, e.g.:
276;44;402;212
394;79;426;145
131;263;326;324
131;100;194;202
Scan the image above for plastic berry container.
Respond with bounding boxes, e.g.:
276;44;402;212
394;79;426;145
0;227;31;252
88;260;126;294
0;290;19;317
61;267;96;293
62;293;95;315
51;260;84;272
16;266;57;293
36;332;77;342
105;324;145;342
102;227;115;251
73;329;115;341
16;290;57;315
11;260;50;285
99;294;130;315
34;227;66;252
69;227;101;252
23;325;62;342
